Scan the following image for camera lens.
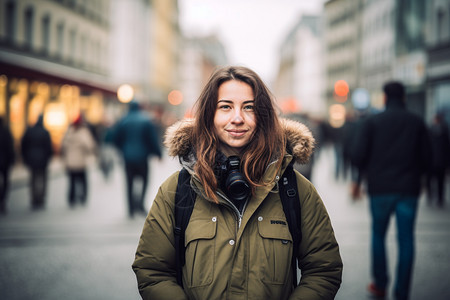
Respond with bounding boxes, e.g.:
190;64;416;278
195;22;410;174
225;170;250;201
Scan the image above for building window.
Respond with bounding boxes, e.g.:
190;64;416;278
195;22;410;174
24;7;34;49
41;15;51;55
80;34;87;67
436;8;446;42
5;1;16;44
57;22;64;57
69;29;76;63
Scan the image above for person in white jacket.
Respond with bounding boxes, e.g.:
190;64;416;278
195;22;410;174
61;114;96;207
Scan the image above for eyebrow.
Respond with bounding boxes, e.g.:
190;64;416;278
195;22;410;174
217;99;255;103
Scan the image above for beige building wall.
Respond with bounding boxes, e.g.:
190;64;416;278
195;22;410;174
148;0;179;103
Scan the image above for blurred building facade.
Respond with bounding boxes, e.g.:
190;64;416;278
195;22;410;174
0;0;115;152
360;0;396;110
392;0;427;117
321;0;435;127
274;15;326;119
324;0;363;121
0;0;185;157
178;34;227;117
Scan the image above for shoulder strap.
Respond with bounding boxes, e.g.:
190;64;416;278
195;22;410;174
279;163;302;288
174;168;196;288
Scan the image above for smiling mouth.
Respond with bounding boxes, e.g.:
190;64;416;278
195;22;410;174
226;129;247;137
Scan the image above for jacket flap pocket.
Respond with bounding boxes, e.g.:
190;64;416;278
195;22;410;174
257;217;292;241
185;218;217;246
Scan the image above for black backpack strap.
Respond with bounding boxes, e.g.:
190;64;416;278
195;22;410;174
174;168;196;287
279;163;302;288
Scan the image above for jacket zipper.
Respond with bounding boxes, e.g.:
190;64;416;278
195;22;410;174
217;191;247;229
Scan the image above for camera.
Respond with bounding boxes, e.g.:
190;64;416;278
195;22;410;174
216;155;250;202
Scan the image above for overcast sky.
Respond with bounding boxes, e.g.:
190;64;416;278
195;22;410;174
178;0;325;83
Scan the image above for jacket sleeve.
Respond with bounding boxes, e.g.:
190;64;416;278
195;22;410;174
132;172;188;300
289;176;343;300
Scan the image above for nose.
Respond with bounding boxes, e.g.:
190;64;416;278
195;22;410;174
231;111;244;123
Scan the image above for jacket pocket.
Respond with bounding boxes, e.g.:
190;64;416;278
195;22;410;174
257;217;293;285
184;217;217;288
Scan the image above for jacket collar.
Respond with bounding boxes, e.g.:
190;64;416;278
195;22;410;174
164;117;315;207
164;117;315;169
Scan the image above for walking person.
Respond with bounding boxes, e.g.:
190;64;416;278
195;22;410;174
427;112;450;207
0;117;15;214
60;114;96;207
112;100;162;217
21;115;53;210
132;66;342;299
351;81;432;300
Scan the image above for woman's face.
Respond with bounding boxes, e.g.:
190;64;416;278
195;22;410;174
214;80;256;156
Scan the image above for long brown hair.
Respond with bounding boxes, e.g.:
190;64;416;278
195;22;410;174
192;66;286;203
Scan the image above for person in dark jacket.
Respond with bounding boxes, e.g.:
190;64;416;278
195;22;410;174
112;101;162;217
351;81;431;300
21;115;53;210
427;113;450;207
0;117;15;214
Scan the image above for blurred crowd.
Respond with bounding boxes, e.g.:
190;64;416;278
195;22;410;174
1;86;449;217
0;100;164;216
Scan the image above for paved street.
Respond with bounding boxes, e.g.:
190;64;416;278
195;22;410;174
1;146;449;300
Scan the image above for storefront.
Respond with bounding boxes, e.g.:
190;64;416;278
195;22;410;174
0;61;119;154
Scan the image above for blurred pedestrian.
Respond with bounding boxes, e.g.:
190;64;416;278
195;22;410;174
0;117;15;214
351;81;431;300
98;121;116;182
427;112;450;207
112;100;162;218
132;66;342;299
61;114;96;207
21;115;53;210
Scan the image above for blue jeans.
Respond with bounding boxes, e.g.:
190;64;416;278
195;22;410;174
369;194;419;300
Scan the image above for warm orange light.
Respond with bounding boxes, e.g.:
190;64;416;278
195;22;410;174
280;97;299;114
168;90;183;106
334;80;349;97
117;84;134;103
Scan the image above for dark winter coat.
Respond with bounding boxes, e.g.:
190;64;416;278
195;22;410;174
112;102;161;165
351;99;431;196
132;118;343;300
429;120;450;170
0;122;15;170
21;117;53;169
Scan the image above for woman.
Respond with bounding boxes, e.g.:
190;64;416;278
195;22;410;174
132;66;342;299
60;114;96;207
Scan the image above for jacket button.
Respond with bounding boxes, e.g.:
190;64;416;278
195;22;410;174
212;217;217;222
229;239;235;246
258;216;263;222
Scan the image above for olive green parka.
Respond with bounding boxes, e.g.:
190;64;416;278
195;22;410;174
132;118;343;300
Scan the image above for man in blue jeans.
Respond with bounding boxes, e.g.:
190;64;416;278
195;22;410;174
351;81;431;300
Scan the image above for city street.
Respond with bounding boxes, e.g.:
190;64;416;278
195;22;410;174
1;145;449;300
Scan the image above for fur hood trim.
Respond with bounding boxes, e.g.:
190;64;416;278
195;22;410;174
164;118;315;164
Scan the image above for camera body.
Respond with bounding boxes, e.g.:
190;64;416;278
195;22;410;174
216;155;250;202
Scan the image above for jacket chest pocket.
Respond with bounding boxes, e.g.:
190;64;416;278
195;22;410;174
257;217;293;285
184;217;217;288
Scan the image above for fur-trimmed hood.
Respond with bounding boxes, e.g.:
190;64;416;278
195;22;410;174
164;118;315;165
